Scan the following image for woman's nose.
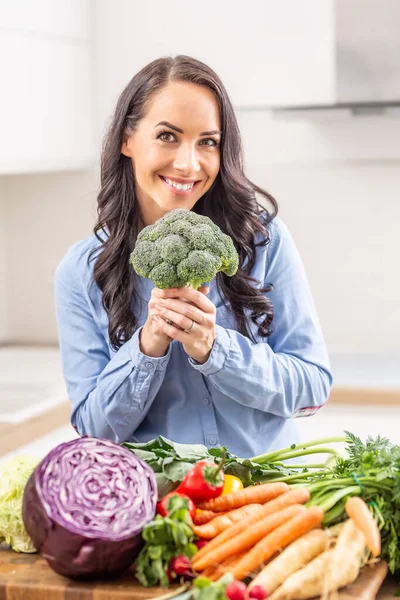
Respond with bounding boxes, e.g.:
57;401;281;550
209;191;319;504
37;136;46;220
172;144;201;174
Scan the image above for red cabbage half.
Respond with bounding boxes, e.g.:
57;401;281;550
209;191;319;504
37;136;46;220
22;437;157;579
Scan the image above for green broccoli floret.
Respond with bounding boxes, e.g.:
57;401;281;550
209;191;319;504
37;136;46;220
129;208;239;289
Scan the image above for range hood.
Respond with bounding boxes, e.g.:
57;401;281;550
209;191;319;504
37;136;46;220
271;0;400;118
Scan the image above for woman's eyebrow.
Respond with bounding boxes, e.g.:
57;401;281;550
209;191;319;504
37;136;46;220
155;121;221;136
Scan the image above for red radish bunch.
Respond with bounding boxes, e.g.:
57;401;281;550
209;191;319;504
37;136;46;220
248;585;267;599
195;539;209;550
169;555;192;579
225;580;247;600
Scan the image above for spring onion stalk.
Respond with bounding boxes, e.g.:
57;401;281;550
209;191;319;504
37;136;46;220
249;436;348;464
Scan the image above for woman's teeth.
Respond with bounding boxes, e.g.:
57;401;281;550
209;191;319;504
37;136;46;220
164;177;195;191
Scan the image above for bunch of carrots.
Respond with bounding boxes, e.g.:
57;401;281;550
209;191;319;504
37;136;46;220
189;481;382;599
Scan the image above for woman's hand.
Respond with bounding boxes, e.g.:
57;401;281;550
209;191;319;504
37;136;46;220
140;288;175;357
154;286;216;364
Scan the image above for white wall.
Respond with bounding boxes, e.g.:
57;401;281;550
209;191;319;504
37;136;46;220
1;171;97;343
246;161;396;354
0;179;8;342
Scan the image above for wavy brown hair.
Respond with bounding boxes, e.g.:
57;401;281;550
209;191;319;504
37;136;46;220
90;55;278;349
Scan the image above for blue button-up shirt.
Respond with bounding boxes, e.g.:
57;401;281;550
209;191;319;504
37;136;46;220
54;217;332;458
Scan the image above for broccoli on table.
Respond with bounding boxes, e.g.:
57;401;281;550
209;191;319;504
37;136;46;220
130;208;239;289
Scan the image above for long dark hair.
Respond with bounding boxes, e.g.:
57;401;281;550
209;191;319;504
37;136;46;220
91;55;278;350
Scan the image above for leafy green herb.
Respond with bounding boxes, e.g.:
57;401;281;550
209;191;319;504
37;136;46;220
123;436;300;497
123;437;211;498
135;495;196;587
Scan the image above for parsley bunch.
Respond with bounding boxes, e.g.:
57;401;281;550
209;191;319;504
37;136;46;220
135;495;197;587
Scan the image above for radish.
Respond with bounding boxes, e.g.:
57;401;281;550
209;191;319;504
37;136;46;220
170;555;192;577
225;580;247;600
195;539;209;550
248;585;267;599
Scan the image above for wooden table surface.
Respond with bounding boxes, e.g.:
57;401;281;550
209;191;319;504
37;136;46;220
0;545;395;600
0;546;181;600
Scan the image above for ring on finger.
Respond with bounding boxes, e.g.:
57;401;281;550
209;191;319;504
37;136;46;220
163;317;185;332
183;319;195;333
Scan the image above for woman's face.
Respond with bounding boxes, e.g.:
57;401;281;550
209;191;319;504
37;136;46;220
121;81;221;226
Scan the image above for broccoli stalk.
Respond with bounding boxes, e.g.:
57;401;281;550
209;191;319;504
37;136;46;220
129;209;239;289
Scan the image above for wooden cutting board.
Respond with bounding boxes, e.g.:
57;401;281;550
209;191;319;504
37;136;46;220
0;545;389;600
311;559;389;600
0;545;182;600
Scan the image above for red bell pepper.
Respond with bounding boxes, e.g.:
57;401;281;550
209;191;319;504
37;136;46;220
176;461;224;504
156;492;196;520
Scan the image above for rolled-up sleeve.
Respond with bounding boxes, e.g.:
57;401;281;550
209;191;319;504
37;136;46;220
54;259;171;442
189;218;333;418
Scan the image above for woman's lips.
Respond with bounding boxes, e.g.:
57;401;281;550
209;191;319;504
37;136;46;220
159;176;201;195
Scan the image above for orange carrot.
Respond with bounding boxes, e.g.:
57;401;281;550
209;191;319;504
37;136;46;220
201;565;217;579
207;553;246;581
193;488;309;563
193;510;227;526
192;503;262;539
259;487;310;518
345;496;381;557
230;505;325;581
197;481;289;512
193;504;266;563
192;504;305;571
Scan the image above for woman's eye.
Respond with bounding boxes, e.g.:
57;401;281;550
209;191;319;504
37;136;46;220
199;138;219;147
158;131;176;143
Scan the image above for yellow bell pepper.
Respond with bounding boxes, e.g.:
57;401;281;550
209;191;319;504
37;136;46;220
194;475;243;520
222;474;243;495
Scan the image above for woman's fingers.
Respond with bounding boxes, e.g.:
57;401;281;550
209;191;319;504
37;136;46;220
156;298;206;326
157;306;194;332
158;287;215;314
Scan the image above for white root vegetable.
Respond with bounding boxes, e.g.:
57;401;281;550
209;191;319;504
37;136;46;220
269;549;359;600
247;529;330;595
269;519;368;600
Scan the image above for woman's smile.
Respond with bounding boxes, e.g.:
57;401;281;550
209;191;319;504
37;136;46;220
159;175;202;195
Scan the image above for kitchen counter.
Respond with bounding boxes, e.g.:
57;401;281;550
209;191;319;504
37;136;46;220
0;401;70;458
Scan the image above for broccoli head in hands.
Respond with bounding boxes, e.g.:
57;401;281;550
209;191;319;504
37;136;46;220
130;208;239;289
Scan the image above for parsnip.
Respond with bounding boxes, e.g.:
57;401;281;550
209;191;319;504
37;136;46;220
332;518;367;564
269;519;367;600
269;549;360;600
248;529;330;595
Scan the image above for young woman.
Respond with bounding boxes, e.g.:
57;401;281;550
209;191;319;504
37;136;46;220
55;55;332;457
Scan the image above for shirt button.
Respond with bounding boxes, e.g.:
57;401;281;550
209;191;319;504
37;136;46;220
161;360;168;367
209;437;217;446
145;362;154;370
202;398;210;406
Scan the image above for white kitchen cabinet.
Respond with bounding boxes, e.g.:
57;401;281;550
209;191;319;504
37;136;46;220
0;0;94;174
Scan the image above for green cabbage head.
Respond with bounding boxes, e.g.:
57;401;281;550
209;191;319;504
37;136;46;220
0;454;40;552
